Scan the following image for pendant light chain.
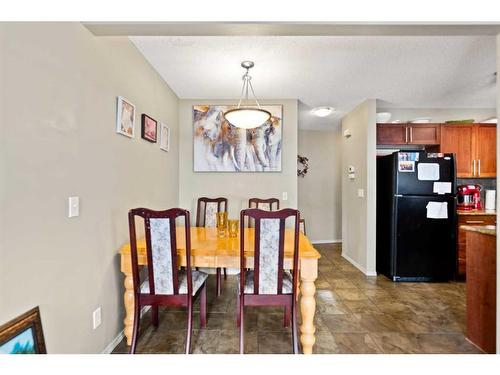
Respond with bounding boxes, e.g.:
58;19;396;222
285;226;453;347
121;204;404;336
223;61;271;129
236;67;262;110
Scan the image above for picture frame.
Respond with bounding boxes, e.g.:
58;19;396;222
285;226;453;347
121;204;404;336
115;96;135;138
141;114;158;143
0;307;46;354
159;122;170;152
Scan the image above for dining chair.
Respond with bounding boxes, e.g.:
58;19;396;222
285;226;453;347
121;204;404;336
128;208;208;354
237;208;300;354
247;198;280;228
248;197;280;211
299;218;307;235
196;197;228;296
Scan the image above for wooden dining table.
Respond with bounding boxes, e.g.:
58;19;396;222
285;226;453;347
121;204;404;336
119;226;321;354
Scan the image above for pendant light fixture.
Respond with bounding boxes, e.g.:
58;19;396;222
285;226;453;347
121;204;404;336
223;61;271;129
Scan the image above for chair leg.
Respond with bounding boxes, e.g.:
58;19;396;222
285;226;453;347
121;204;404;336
185;297;193;354
223;268;227;280
216;268;222;297
200;283;207;328
284;304;291;327
291;300;299;354
152;304;159;328
130;302;140;354
236;291;241;327
239;295;245;354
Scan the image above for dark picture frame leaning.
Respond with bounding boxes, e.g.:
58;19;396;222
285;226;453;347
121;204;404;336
0;307;47;354
141;114;158;143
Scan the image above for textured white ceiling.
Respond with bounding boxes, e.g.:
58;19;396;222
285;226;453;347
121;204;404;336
130;36;497;130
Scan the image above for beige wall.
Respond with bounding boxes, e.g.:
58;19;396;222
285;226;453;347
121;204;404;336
178;100;298;217
298;130;341;243
0;23;179;353
378;108;496;123
341;100;377;275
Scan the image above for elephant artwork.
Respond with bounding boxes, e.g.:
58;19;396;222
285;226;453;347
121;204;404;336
193;105;282;172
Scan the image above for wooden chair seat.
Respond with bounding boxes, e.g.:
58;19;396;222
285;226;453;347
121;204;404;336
141;270;208;295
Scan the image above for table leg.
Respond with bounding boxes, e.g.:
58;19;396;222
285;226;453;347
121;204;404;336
299;258;318;354
123;272;135;346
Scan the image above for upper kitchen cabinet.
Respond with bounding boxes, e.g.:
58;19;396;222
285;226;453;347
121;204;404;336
408;124;441;145
440;123;496;178
376;124;408;144
376;123;440;145
475;124;496;177
440;124;475;177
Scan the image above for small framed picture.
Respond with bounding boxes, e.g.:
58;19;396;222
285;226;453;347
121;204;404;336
141;114;158;143
0;307;46;354
116;96;135;138
159;122;170;152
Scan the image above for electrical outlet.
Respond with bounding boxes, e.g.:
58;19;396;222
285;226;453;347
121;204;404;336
357;189;365;198
93;307;102;330
282;192;288;201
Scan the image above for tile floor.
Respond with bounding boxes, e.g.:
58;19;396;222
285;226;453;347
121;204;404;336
113;243;483;354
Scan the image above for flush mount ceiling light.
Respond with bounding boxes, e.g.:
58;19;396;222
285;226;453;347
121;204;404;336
311;106;335;117
223;61;271;129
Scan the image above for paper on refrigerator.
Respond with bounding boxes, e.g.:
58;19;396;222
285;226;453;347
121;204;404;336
417;163;440;181
426;201;448;219
433;182;452;195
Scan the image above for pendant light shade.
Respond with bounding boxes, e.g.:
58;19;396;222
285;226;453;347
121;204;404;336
224;107;271;130
223;61;271;129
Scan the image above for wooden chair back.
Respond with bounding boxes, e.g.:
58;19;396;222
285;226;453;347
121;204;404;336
248;197;280;211
128;208;193;297
239;208;300;296
196;197;228;227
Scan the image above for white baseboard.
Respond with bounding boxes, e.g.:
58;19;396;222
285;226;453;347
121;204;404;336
102;331;124;354
311;239;342;244
341;252;377;277
101;306;151;354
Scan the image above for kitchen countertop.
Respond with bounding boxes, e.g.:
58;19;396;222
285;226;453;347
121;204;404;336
457;209;496;216
460;225;496;236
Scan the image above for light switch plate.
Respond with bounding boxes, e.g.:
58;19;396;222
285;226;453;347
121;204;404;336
93;307;102;330
282;192;288;201
357;189;365;198
68;196;79;218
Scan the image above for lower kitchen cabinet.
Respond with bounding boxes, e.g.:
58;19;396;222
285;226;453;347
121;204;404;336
457;213;496;279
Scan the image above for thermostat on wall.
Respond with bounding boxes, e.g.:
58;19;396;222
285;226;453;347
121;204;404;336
348;165;356;180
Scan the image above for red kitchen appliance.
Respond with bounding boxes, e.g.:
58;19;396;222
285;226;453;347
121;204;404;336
457;184;482;210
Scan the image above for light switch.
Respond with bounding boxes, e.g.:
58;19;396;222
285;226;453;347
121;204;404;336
357;189;365;198
282;192;288;201
93;307;102;330
68;196;79;218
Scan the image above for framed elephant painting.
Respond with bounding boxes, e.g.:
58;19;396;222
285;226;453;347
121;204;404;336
193;105;282;172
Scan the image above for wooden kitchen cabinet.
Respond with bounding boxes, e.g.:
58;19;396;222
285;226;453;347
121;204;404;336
377;123;440;145
475;124;496;177
457;213;496;279
440;123;496;178
376;124;408;144
407;124;441;145
440;124;475;177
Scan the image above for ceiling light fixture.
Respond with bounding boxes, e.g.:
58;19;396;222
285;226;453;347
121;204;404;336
223;61;271;129
311;106;335;117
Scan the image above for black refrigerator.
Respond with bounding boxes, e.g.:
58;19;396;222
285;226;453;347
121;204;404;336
376;151;457;282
